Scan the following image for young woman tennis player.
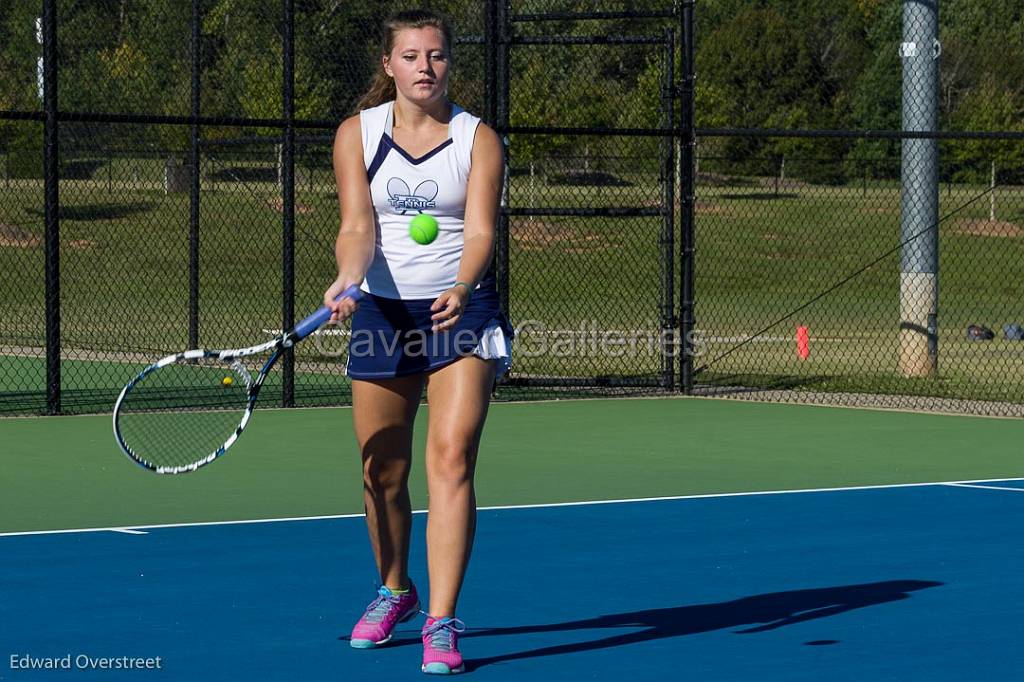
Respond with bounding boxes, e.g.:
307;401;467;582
322;9;512;676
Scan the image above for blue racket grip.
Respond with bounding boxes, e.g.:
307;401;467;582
292;284;364;342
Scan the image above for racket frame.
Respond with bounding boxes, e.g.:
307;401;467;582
113;286;361;474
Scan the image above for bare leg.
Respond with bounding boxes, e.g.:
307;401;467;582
352;374;426;590
423;356;497;617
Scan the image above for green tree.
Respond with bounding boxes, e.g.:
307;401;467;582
846;0;901;176
0;2;41;109
1;2;45;176
696;3;853;180
941;0;1024;118
945;75;1024;183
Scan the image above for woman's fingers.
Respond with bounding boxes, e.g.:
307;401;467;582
430;288;471;330
434;313;461;331
431;291;454;319
325;279;362;322
339;298;358;319
432;300;463;331
327;293;359;323
430;291;449;314
431;302;454;322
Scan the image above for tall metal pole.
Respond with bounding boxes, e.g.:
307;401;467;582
496;1;511;325
188;0;201;350
899;1;940;376
484;0;498;128
679;0;696;394
281;0;296;406
661;29;676;391
42;0;60;414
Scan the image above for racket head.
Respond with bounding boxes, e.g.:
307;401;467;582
113;348;277;474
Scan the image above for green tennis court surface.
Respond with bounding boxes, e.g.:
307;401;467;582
1;397;1021;533
2;397;1022;680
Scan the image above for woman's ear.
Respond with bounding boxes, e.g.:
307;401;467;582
383;55;393;78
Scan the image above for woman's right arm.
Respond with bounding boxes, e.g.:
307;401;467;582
324;115;376;322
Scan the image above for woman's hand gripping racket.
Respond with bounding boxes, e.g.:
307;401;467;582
113;285;363;474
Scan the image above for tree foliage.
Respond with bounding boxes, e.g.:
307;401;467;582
0;0;1021;182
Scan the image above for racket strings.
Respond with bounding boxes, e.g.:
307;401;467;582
115;356;264;470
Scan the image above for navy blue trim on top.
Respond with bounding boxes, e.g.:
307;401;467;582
366;136;391;183
385;133;452;163
366;135;453;183
386;135;452;165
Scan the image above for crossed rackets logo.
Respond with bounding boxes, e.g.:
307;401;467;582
387;178;438;214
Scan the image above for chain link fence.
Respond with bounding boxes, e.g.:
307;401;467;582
690;1;1024;416
0;0;488;414
2;1;1023;416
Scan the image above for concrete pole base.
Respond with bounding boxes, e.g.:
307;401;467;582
899;271;938;377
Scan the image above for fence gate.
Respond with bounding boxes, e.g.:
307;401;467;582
493;3;682;395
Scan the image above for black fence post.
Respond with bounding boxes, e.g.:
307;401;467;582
43;0;60;414
189;0;201;350
484;0;498;128
661;28;676;391
281;0;296;407
496;1;511;330
679;0;696;395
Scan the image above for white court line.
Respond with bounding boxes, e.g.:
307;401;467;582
0;512;372;538
109;528;148;535
943;482;1024;493
2;476;1022;539
4;393;1022;421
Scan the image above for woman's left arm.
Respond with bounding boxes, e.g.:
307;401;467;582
430;123;504;331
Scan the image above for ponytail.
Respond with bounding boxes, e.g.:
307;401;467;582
355;69;397;112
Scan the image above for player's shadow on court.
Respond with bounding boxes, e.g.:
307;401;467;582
462;579;942;671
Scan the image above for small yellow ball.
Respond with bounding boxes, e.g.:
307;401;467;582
409;213;439;245
222;376;234;387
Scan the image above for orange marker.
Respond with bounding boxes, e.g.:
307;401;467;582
796;326;810;360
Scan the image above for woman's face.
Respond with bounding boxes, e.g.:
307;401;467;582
384;27;450;105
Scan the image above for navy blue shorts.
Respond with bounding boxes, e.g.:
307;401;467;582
346;280;514;380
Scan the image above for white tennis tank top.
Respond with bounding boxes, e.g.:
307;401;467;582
359;100;481;299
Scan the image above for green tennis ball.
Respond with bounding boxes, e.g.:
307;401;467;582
409;213;439;245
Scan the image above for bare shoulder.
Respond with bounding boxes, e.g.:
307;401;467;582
335;114;362;146
471;122;503;159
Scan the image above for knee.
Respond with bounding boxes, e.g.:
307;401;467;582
427;439;476;485
362;454;409;499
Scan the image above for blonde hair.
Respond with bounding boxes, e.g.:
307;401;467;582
355;9;454;112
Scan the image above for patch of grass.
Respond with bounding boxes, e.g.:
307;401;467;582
2;171;1023;412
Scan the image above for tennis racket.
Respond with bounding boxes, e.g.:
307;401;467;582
113;285;363;474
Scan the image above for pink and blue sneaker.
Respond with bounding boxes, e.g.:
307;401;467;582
421;616;467;675
349;584;421;649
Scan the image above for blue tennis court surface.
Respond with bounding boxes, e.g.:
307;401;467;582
2;481;1022;680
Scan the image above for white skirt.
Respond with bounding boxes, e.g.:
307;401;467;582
471;321;513;379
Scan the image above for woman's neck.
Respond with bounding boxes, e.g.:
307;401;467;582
393;98;451;132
